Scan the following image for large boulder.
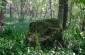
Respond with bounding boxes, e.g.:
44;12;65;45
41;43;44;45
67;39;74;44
25;19;66;49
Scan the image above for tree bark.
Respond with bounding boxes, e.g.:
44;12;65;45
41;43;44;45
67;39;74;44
58;0;68;30
19;0;26;21
0;9;4;32
49;0;52;19
10;0;12;18
82;15;85;31
58;0;68;48
58;0;64;24
63;0;68;29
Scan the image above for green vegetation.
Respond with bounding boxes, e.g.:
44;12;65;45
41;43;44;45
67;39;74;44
0;0;85;55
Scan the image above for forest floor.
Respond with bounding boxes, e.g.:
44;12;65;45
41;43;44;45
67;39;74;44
0;14;85;55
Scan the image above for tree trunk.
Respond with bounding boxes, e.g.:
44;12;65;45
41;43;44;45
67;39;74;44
0;9;4;32
82;15;85;31
58;0;64;28
58;0;68;30
19;0;23;21
0;0;6;32
63;0;68;29
58;0;68;48
49;0;52;19
29;2;35;21
19;0;26;21
10;1;12;18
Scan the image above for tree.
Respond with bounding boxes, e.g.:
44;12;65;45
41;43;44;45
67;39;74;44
29;2;35;21
9;0;13;18
58;0;68;30
19;0;26;21
49;0;52;19
0;0;7;32
57;0;68;48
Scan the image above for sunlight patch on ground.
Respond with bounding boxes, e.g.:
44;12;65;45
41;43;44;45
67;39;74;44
5;21;18;25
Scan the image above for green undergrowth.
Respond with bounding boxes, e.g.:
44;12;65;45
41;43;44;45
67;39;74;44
0;17;85;55
0;20;29;55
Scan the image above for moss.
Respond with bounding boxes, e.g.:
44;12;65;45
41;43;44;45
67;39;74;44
26;19;65;49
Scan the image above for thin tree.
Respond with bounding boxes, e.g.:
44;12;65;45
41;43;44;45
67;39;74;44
0;0;7;32
9;0;13;18
49;0;52;19
19;0;26;21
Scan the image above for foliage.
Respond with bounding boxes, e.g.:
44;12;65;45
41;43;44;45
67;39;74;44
63;19;85;55
1;0;85;55
79;0;85;4
0;17;75;55
0;17;29;55
0;0;7;9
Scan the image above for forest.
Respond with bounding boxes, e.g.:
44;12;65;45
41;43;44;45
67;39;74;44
0;0;85;55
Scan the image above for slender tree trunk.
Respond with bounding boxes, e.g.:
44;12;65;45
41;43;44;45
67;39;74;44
10;1;12;18
0;0;6;32
68;2;73;26
49;0;52;19
19;0;23;21
82;15;85;31
19;0;26;21
0;9;4;32
29;2;35;21
0;9;2;32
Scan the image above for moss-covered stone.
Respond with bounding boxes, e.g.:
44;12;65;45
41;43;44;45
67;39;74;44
25;18;65;49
